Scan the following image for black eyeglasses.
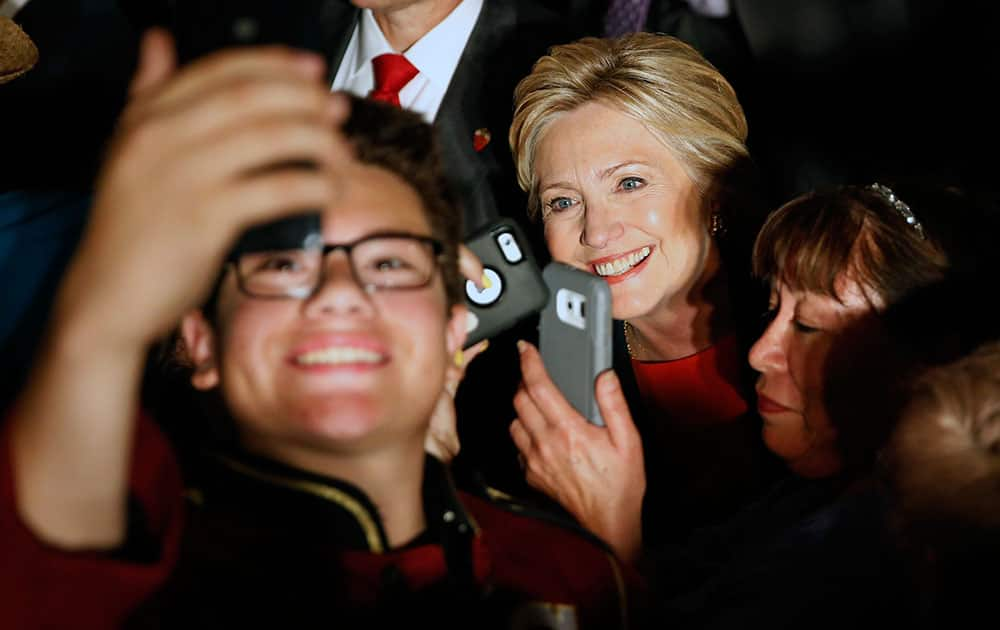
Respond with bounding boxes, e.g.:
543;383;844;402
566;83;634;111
230;231;444;299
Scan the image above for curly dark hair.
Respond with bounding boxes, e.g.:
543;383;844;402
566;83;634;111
340;94;463;305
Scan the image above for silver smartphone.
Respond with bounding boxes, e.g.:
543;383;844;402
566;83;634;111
538;262;613;427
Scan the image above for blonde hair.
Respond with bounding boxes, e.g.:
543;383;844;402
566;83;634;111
509;33;749;219
885;340;1000;531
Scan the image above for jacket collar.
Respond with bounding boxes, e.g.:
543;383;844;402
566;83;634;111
200;450;478;556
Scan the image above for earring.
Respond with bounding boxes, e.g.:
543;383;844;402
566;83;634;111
710;213;726;237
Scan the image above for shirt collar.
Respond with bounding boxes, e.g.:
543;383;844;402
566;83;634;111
353;8;395;76
406;0;482;90
353;0;483;89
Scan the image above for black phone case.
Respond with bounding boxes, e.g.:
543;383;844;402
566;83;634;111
165;0;328;64
163;1;326;255
462;219;549;349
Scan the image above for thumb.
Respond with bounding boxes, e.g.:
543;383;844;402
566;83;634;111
595;370;638;449
458;244;486;290
130;28;177;97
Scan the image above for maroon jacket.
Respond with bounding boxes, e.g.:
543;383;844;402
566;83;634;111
1;414;646;629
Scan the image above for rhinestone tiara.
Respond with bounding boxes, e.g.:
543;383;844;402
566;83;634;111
868;183;925;240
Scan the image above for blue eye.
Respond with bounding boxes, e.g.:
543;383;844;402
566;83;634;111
545;197;577;213
619;176;645;191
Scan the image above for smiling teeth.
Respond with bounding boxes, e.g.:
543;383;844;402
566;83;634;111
295;347;383;365
595;247;651;277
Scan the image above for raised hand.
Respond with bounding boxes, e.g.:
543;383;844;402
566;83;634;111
425;338;489;462
509;340;646;563
11;29;352;550
57;28;352;348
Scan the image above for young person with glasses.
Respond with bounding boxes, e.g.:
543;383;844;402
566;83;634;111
0;30;643;628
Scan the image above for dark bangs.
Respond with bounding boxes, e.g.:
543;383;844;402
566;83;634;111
753;188;870;301
752;186;948;307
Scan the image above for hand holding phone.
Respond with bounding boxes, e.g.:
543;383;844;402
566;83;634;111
512;304;645;561
160;0;330;255
538;262;613;426
462;219;549;349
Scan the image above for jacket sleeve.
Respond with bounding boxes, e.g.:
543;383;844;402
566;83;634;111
0;410;185;629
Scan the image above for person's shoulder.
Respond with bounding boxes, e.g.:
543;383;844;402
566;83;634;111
460;489;649;628
461;488;614;555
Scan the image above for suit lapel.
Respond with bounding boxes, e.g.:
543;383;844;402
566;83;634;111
434;1;518;233
318;0;360;85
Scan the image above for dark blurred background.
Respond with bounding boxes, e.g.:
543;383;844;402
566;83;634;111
4;1;999;197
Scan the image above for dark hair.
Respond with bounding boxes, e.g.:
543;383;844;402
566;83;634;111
339;94;463;305
199;95;463;316
752;183;955;308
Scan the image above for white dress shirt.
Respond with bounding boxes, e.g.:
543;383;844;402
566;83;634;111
330;0;483;123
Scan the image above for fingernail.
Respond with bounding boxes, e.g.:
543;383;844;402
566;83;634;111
454;349;464;367
478;339;490;352
481;272;492;289
517;340;528;354
599;370;619;394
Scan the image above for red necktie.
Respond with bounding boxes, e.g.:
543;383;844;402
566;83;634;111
369;53;418;107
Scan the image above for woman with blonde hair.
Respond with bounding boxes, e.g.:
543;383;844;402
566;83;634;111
507;33;779;557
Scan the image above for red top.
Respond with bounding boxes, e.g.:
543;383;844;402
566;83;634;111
0;413;184;630
629;334;766;538
630;333;748;426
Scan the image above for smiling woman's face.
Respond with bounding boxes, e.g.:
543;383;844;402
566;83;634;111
748;276;878;477
534;101;714;321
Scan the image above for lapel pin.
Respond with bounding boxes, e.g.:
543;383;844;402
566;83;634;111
473;128;491;152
